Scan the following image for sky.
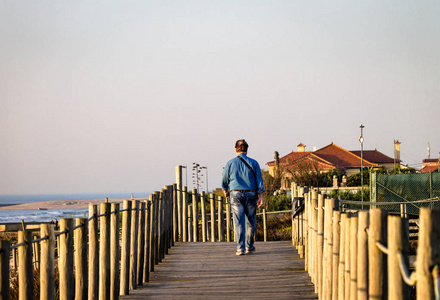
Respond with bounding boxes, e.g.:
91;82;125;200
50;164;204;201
1;1;439;195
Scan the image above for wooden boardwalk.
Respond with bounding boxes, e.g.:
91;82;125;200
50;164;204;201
120;241;318;299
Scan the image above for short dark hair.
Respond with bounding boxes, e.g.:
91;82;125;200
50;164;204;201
235;139;249;152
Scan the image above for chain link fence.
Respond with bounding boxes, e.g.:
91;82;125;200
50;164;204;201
369;172;440;215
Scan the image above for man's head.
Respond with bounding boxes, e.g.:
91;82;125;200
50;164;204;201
235;139;249;153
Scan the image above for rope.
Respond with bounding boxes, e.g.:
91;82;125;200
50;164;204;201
375;241;389;255
397;252;417;286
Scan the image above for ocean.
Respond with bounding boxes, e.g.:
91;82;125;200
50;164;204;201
0;192;149;223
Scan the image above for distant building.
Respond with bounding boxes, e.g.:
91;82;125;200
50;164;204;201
266;141;400;180
419;155;440;173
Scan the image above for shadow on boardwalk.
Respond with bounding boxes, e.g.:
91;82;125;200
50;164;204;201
121;241;317;299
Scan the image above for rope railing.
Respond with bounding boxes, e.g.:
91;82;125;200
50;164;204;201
1;186;179;299
1;165;288;299
290;181;440;300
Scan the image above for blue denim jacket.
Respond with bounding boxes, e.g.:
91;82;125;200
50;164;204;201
221;153;265;194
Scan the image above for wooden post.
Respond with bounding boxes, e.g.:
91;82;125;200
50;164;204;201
368;209;388;300
304;193;309;270
210;194;216;242
188;205;194;242
176;166;183;241
323;198;335;300
137;201;146;285
0;241;10;299
263;208;267;242
293;191;298;247
311;196;318;286
344;213;351;300
416;208;440;300
388;215;410;300
338;213;348;300
18;230;33;300
144;200;151;283
332;211;341;300
110;203;120;300
149;195;155;273
309;189;317;281
317;194;325;296
226;201;231;242
400;204;407;219
89;204;99;299
167;185;174;250
192;189;199;242
157;190;163;261
59;218;74;300
218;196;225;242
182;187;188;242
173;183;178;243
32;234;40;270
130;200;139;290
74;218;88;300
153;192;160;264
40;224;55;300
99;203;111;299
120;200;132;296
350;215;358;300
358;211;369;300
201;192;207;242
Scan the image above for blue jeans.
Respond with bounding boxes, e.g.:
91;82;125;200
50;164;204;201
230;191;258;252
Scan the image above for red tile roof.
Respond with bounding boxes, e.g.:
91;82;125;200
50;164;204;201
267;142;381;171
419;165;439;173
350;150;396;164
313;143;378;169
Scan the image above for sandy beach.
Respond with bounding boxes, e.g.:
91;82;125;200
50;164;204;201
0;198;139;211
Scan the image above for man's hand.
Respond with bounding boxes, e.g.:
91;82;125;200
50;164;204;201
224;190;230;198
257;193;263;208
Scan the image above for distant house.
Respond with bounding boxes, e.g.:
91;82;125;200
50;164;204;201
267;142;399;180
419;157;440;173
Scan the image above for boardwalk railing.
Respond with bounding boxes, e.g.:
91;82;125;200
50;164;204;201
1;165;285;299
291;182;440;300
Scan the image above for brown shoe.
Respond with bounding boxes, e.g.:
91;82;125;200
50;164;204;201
236;250;245;256
245;249;255;254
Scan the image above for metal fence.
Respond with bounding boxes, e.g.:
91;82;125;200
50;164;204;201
370;172;440;215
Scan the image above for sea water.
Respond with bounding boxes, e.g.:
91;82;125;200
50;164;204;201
0;192;149;223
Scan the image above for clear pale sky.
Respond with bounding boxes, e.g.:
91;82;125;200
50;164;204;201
1;1;439;195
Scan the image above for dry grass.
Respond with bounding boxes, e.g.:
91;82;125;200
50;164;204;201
9;266;60;300
256;213;292;241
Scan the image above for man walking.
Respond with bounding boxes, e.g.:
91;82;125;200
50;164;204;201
222;139;265;256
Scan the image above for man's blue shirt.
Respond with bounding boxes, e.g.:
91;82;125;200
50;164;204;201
222;153;265;194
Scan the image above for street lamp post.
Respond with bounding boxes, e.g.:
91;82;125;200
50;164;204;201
359;124;365;206
192;163;208;192
200;166;208;192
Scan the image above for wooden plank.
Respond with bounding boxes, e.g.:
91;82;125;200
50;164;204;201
120;241;318;299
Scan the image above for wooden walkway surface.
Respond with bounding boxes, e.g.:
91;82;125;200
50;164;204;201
120;241;318;299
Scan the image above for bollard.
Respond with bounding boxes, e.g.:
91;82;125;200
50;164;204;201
357;211;369;300
59;218;74;300
368;209;388;299
75;218;88;300
89;204;99;299
416;208;440;300
120;200;132;296
388;215;410;300
332;210;341;300
210;193;216;242
110;203;120;300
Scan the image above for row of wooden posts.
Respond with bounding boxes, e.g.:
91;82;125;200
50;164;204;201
0;185;179;300
0;165;274;299
291;182;440;300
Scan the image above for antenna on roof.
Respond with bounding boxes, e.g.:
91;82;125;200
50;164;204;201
428;142;431;159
